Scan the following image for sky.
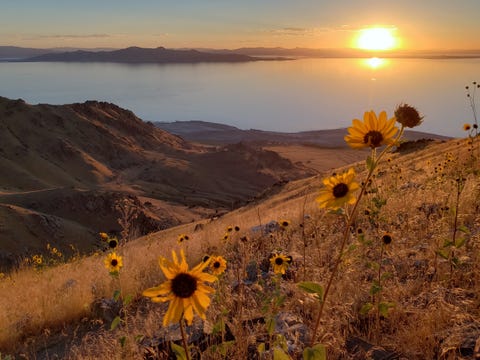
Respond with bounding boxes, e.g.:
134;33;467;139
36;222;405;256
2;0;480;50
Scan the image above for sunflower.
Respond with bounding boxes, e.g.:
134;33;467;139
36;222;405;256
316;168;360;210
345;110;398;149
382;233;393;245
209;256;227;275
269;253;293;275
143;249;217;326
279;219;290;229
99;232;109;241
177;234;190;244
104;252;123;274
107;237;118;249
463;123;471;131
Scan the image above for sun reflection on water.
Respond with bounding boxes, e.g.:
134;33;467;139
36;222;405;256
364;57;388;69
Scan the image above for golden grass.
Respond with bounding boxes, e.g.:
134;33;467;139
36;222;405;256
1;137;480;359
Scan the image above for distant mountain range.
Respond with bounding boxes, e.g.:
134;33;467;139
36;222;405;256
155;120;452;147
1;46;276;63
2;45;480;61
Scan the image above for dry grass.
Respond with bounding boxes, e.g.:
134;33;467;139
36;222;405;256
1;137;480;359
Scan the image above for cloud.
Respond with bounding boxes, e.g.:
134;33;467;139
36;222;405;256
25;33;111;40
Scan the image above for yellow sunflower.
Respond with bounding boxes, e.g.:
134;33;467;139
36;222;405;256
269;253;293;275
143;249;217;326
316;168;360;210
104;252;123;274
177;234;190;244
279;219;290;229
209;256;227;275
345;110;398;149
463;123;471;131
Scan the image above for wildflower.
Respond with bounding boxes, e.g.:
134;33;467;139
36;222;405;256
32;255;43;265
316;168;360;210
107;237;118;249
394;103;424;128
177;234;190;244
382;233;393;245
234;225;240;232
209;256;227;275
226;226;233;233
279;219;290;229
143;249;217;326
222;233;230;242
464;123;471;131
345;110;398;149
269;253;293;275
99;232;109;241
104;252;123;274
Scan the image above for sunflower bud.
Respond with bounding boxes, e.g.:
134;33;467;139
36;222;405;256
394;104;423;128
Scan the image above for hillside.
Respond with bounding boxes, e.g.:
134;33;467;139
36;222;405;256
1;133;479;359
0;97;312;270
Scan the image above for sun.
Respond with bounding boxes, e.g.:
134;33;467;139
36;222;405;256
355;27;397;51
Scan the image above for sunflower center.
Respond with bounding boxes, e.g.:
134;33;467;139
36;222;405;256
333;183;349;198
213;261;221;268
363;130;383;147
171;273;197;298
109;240;117;248
111;259;118;266
275;257;284;265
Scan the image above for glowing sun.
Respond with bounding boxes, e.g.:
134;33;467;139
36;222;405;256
356;27;397;51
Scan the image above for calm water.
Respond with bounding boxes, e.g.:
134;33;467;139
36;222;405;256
1;58;479;137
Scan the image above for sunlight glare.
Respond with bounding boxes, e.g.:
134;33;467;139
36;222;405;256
356;27;397;51
366;57;385;69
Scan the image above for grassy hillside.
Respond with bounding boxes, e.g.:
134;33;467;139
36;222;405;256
1;130;479;359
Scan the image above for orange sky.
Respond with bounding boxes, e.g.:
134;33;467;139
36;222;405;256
1;1;480;50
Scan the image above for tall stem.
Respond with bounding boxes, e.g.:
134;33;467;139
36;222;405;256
179;317;191;360
309;165;373;346
309;128;404;346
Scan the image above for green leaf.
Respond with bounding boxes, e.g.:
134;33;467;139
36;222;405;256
257;342;266;355
273;347;291;360
381;272;393;281
359;302;374;316
119;336;126;348
123;294;133;306
171;342;188;360
369;281;382;295
378;302;395;318
454;237;466;248
442;239;454;248
297;282;324;302
303;343;327;360
110;316;121;331
458;225;470;234
366;156;375;172
113;289;121;301
266;316;276;336
436;249;450;260
208;341;235;356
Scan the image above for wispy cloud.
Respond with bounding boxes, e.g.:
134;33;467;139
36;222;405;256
25;33;111;40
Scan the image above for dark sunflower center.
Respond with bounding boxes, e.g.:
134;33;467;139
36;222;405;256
213;261;221;268
111;259;118;266
333;183;349;198
109;240;117;248
171;273;197;298
363;130;383;147
275;257;284;265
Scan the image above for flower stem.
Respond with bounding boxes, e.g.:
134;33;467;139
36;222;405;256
179;317;190;360
309;136;402;346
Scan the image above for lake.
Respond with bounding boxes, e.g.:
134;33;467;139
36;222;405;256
0;58;478;137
